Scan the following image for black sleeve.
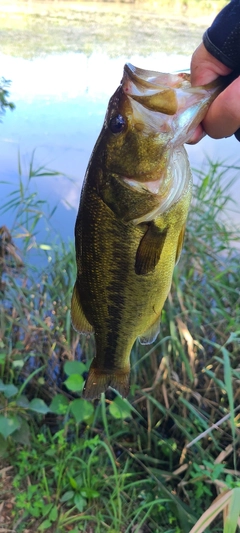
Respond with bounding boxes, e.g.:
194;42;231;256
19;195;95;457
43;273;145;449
203;0;240;141
203;0;240;71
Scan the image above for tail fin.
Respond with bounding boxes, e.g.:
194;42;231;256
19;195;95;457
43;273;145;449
82;364;130;400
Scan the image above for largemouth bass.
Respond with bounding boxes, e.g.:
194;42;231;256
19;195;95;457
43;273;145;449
71;63;221;399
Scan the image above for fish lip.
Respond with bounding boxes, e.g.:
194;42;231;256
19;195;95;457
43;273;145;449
123;63;191;91
122;63;179;116
124;63;165;90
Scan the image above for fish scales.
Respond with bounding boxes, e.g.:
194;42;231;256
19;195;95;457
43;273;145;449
71;64;222;399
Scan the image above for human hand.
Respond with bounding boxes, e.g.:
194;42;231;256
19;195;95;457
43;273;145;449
188;42;240;143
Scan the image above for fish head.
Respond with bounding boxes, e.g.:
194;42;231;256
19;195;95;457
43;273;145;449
99;63;221;194
102;67;173;185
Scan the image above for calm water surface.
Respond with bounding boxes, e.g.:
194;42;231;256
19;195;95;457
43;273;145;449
0;1;239;244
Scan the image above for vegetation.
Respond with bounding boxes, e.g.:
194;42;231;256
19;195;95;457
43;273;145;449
0;154;240;532
0;77;15;120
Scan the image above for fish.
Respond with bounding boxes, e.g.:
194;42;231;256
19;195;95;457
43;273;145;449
71;63;222;400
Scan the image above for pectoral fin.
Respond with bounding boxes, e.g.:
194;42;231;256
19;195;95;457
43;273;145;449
139;316;161;345
71;283;94;334
135;223;167;275
175;223;186;265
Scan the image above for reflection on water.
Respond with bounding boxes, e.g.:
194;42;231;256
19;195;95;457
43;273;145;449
0;2;239;243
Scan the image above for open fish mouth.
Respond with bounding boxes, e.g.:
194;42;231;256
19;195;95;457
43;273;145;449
123;63;191;91
106;63;223;222
121;63;221;144
123;63;179;116
122;63;194;115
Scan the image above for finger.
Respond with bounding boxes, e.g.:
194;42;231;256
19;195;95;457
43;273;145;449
191;43;231;86
202;76;240;139
186;124;206;145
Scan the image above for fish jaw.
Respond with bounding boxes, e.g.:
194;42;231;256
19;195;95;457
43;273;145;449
122;63;222;145
100;63;222;203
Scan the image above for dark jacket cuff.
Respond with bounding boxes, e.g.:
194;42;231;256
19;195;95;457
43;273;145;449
203;30;238;70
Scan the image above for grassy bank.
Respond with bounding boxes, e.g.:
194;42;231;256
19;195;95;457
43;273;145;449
0;157;240;532
0;0;228;59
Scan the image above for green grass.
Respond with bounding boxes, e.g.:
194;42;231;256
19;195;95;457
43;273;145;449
0;155;240;532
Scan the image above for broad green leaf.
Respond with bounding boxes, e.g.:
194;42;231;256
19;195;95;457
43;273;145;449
49;394;69;415
70;398;94;424
64;374;84;392
109;396;132;420
38;519;52;531
2;383;18;398
29;398;49;414
60;491;74;503
64;361;86;376
80;488;99;498
0;415;20;439
74;493;86;512
41;503;53;518
11;418;30;445
16;395;30;408
49;505;58;522
69;476;78;490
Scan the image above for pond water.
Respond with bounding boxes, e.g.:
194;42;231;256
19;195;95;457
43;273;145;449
0;1;239;246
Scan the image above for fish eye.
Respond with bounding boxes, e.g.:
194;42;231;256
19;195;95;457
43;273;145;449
109;114;126;134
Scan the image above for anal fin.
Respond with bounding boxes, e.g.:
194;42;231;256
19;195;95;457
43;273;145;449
71;283;94;334
135;222;167;275
139;316;160;345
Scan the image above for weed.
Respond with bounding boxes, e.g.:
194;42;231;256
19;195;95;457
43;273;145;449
0;158;240;532
0;77;15;119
